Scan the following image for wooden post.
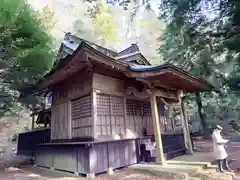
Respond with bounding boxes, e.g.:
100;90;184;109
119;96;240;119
68;101;72;139
92;90;97;139
31;115;35;130
178;91;194;154
123;97;127;134
31;104;36;130
150;93;166;165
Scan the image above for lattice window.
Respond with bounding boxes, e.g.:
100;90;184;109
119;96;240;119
72;95;91;119
110;96;124;116
96;94;124;136
97;95;110;116
71;95;92;138
126;99;142;116
126;99;135;116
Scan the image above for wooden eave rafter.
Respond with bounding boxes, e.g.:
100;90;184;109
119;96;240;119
152;71;212;92
126;65;213;93
133;79;179;101
151;88;178;100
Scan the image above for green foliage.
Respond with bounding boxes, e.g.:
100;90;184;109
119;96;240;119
229;120;240;133
92;0;118;42
0;0;55;116
157;0;240;129
73;0;117;46
227;64;240;95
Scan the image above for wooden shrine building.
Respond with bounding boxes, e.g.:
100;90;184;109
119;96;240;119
17;33;213;177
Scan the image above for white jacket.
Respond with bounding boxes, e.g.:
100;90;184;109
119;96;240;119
212;130;228;160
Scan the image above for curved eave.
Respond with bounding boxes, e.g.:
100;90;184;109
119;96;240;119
128;64;214;93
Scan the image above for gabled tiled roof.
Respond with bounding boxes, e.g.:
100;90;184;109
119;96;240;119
26;33;214;95
57;33;151;66
60;33;118;59
117;43;140;57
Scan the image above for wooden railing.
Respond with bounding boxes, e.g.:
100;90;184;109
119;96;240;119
17;128;50;157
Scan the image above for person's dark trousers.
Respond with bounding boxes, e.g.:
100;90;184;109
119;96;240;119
217;158;233;172
217;159;224;172
223;158;233;171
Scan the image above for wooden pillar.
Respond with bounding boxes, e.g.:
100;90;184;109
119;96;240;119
123;97;127;134
179;91;194;154
92;90;97;139
150;93;166;165
68;101;72;139
31;115;35;130
31;104;36;130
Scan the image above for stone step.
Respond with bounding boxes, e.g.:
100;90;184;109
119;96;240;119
129;164;199;180
167;160;209;166
204;163;218;170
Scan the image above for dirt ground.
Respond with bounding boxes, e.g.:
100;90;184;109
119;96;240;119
1;139;240;180
0;166;174;180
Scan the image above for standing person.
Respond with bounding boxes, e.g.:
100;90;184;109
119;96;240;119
212;125;233;172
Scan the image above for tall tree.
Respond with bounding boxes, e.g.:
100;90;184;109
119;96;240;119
157;0;240;133
0;0;55;116
73;0;118;48
82;0;239;132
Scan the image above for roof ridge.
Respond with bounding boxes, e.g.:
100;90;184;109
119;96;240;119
117;43;140;56
65;33;118;56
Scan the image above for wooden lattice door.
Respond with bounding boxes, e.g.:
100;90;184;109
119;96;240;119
110;96;124;135
96;94;124;136
126;99;152;136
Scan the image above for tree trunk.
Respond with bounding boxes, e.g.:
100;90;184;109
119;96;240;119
195;92;209;136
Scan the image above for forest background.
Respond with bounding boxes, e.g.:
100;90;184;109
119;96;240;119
0;0;239;150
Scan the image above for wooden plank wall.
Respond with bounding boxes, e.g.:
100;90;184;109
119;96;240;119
52;70;92;105
36;145;90;174
93;73;124;96
51;102;71;140
72;95;92;138
49;70;180;140
89;140;137;174
35;139;137;175
50;70;92;140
